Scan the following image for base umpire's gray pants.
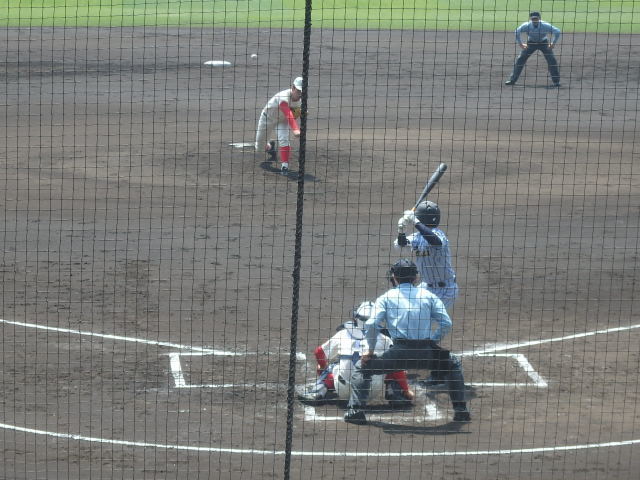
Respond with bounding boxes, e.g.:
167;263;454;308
509;42;560;84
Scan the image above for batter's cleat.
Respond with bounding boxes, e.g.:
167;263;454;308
267;140;277;161
453;410;471;422
280;163;289;175
504;80;515;85
344;408;367;425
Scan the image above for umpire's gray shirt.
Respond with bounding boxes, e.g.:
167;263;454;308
515;20;561;44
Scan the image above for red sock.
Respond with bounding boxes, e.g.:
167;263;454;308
385;371;410;394
280;145;291;164
323;372;335;390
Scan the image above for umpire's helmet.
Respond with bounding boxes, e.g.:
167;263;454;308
389;258;419;284
415;200;441;227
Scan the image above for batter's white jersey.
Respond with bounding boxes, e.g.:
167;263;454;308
255;88;301;150
320;324;392;403
394;227;458;309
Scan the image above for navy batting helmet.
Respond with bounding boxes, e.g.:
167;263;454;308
389;258;419;283
415;200;441;227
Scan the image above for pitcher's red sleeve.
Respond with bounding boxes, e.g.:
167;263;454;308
279;101;300;131
385;370;411;394
314;346;328;374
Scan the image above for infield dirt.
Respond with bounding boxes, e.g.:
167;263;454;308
1;27;639;479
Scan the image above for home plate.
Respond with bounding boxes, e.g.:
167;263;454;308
229;142;256;149
204;60;232;66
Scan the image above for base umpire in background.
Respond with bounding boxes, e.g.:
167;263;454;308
505;11;561;87
344;259;471;425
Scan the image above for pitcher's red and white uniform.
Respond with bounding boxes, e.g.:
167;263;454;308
255;77;302;172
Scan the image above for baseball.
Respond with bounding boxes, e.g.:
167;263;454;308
250;53;258;59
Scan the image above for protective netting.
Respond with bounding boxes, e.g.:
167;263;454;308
1;2;639;479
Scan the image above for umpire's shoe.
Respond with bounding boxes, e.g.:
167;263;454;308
453;410;471;422
344;408;367;425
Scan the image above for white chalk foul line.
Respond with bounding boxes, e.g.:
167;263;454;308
462;323;640;356
1;422;638;457
2;317;639;456
0;318;239;356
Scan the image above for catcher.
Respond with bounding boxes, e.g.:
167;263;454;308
299;301;415;407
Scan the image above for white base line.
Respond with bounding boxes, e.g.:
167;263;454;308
462;323;640;356
1;422;638;457
2;318;639;456
0;318;238;355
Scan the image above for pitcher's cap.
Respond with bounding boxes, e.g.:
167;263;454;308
293;76;304;91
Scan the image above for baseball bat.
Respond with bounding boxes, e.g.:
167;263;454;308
413;163;448;210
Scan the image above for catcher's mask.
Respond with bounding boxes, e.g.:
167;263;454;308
389;258;419;285
415;200;441;227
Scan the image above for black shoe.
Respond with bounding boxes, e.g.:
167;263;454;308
344;408;367;425
552;83;561;88
504;80;515;85
267;141;277;161
453;410;471;422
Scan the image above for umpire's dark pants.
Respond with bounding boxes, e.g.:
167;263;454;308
348;339;467;410
509;42;560;84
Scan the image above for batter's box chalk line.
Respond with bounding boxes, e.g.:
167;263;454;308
1;318;639;456
303;402;444;424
